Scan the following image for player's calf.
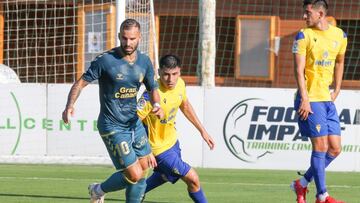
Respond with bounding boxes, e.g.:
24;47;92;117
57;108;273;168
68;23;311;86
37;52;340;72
183;168;201;192
183;168;207;203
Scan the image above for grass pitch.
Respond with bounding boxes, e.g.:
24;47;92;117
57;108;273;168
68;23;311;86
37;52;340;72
0;164;359;203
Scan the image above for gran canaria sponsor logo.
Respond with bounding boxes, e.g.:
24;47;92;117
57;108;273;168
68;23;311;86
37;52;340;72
115;87;137;99
223;98;360;163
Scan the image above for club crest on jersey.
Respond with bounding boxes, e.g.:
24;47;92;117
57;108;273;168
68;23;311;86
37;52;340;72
333;41;338;48
316;124;321;133
323;51;329;59
116;73;124;80
137;98;146;110
163;98;167;104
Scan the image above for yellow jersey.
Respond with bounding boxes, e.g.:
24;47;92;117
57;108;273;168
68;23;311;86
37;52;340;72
292;24;347;101
137;78;187;156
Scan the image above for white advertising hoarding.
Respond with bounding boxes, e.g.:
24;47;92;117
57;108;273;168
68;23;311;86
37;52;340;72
203;87;360;171
47;84;108;157
0;84;359;171
0;84;47;156
176;86;204;167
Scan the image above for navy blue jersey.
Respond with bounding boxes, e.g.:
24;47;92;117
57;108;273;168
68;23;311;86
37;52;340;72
82;48;158;129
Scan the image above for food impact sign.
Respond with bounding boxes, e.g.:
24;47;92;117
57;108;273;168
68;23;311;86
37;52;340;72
203;87;360;171
223;98;307;163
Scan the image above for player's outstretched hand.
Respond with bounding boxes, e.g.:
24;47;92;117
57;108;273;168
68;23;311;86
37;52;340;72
62;107;74;124
148;153;157;168
202;132;215;150
152;106;164;119
330;91;339;101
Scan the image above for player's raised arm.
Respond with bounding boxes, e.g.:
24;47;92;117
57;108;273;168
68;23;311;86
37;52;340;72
180;98;215;150
62;78;89;124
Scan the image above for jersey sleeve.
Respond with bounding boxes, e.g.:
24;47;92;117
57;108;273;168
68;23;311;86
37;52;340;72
143;57;158;91
137;91;153;120
292;31;308;56
82;60;103;82
339;31;348;55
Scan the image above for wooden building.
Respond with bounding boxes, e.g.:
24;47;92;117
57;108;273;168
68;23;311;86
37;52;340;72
0;0;359;89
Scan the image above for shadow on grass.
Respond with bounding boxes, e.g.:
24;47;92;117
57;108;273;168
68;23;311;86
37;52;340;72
0;193;173;203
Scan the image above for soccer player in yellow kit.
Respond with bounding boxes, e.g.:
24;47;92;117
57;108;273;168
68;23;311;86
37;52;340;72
137;54;215;203
290;1;347;203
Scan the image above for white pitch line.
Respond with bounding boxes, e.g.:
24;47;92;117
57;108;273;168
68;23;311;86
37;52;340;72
0;176;95;182
0;176;359;189
200;181;360;189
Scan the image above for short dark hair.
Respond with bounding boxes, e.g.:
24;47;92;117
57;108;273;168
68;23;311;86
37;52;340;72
159;54;181;69
120;18;141;32
303;0;328;11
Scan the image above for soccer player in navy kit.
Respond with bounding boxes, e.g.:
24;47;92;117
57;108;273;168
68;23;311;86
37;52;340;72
62;19;163;203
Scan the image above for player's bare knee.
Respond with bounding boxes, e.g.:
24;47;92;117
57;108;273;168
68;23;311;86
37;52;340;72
312;137;329;152
329;146;342;157
334;148;341;157
328;136;342;156
124;164;144;183
184;169;201;191
313;145;328;152
138;156;151;170
125;172;142;183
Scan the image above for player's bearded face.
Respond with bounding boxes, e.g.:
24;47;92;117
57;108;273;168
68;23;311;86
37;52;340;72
119;27;141;55
159;67;181;90
303;5;321;27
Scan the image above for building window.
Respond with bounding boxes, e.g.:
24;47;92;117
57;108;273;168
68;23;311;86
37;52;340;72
234;15;278;81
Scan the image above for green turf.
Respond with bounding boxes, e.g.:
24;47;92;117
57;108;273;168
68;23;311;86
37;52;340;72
0;164;359;203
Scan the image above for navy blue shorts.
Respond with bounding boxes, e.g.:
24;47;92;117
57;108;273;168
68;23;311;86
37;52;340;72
294;94;341;138
154;141;191;184
100;120;151;170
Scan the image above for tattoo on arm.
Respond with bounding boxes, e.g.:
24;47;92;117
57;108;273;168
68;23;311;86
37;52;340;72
66;81;83;108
